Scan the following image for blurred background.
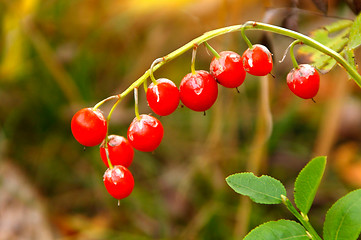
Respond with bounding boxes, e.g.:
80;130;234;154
1;0;361;239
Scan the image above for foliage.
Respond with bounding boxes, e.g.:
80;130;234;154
1;0;361;239
298;14;361;75
227;156;361;240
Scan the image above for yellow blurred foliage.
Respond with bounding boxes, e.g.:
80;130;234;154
123;0;211;15
0;0;38;80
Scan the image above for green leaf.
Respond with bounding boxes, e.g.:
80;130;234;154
244;220;310;240
323;189;361;240
298;20;352;72
294;156;327;215
345;49;357;72
348;13;361;50
226;172;286;204
344;13;361;77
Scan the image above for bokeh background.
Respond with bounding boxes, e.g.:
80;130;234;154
1;0;361;239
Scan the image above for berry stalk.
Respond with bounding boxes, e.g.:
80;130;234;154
242;21;361;87
204;42;221;59
281;195;322;240
96;21;361;109
289;40;302;69
191;45;198;75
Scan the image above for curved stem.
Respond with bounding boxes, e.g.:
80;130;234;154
102;95;122;170
191;45;198;75
149;58;163;85
107;95;122;123
242;21;361;87
204;42;221;59
281;195;322;240
241;24;253;49
289;40;302;69
134;88;141;120
105;147;114;169
103;21;360;104
143;80;148;93
93;95;119;110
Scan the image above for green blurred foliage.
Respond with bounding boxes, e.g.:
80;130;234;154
0;0;361;239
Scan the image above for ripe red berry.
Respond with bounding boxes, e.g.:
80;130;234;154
71;108;107;147
242;44;273;76
100;135;134;168
179;70;218;112
210;51;246;88
287;64;320;99
146;78;180;116
127;114;164;152
103;165;134;200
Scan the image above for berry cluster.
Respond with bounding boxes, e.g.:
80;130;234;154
70;41;321;203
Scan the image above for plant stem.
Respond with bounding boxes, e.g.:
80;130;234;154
110;21;360;103
242;21;361;87
107;95;122;123
281;195;322;240
93;95;119;110
289;40;302;69
204;42;221;59
134;88;141;120
241;24;253;49
105;147;114;169
149;58;163;85
143;80;148;93
100;95;122;170
191;45;198;75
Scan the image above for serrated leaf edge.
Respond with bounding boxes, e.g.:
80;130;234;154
226;172;286;204
294;156;327;214
244;219;309;240
323;188;361;240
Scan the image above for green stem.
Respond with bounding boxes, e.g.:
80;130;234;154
107;95;122;123
149;58;163;85
289;40;302;69
143;80;148;93
102;96;122;170
93;95;119;110
241;24;253;49
242;21;361;87
134;88;141;120
204;42;221;59
105;147;114;169
191;45;198;75
103;21;361;104
281;195;322;240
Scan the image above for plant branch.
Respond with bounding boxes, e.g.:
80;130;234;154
242;21;361;87
281;195;322;240
97;20;361;108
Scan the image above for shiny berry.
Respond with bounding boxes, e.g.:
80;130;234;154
179;70;218;112
127;114;164;152
103;165;134;200
71;108;107;147
242;44;273;76
146;78;180;116
100;135;134;168
210;51;246;88
287;64;320;99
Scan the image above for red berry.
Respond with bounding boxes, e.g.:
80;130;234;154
210;51;246;88
179;70;218;112
127;114;164;152
287;64;320;99
242;44;273;76
103;165;134;200
146;78;180;116
71;108;107;147
100;135;134;168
